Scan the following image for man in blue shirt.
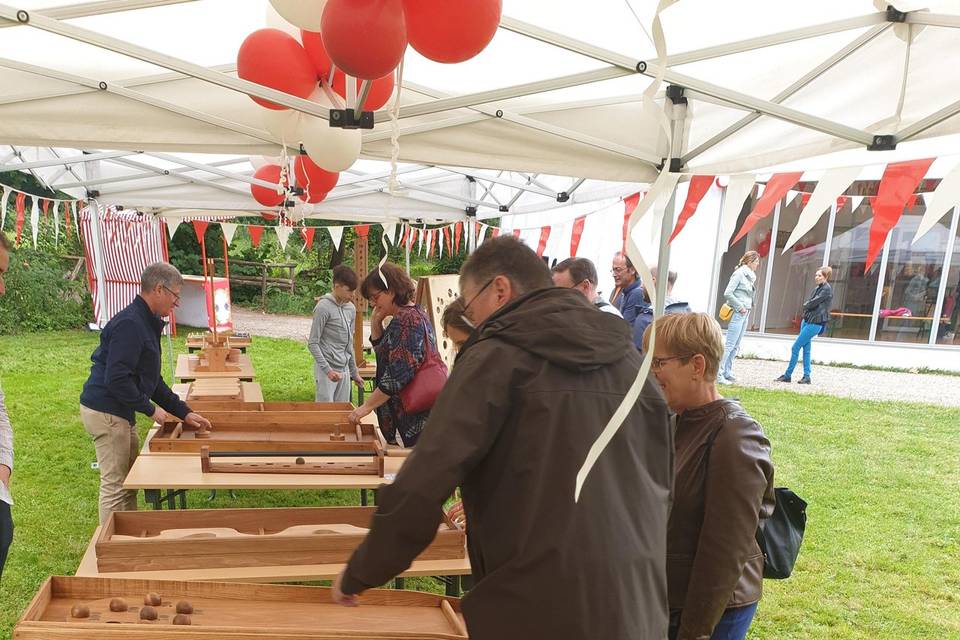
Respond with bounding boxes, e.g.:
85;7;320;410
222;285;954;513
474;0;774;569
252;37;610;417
612;253;646;326
80;262;210;524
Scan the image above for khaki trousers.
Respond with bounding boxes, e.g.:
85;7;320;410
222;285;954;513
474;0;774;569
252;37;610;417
80;405;139;525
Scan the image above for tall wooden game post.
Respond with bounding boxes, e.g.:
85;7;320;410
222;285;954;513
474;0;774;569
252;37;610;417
195;258;240;373
353;226;369;369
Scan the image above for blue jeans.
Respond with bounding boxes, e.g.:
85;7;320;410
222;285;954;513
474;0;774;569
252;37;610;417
0;501;11;582
719;310;749;380
669;602;758;640
784;320;823;379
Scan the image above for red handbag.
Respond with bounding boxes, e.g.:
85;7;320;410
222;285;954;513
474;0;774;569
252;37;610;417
398;324;449;414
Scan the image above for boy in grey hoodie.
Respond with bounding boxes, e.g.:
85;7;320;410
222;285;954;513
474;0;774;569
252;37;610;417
309;265;363;402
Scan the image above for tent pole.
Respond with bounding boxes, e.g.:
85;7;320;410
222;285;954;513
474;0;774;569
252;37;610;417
654;192;677;317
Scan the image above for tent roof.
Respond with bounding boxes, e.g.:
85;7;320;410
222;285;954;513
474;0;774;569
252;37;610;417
1;0;958;219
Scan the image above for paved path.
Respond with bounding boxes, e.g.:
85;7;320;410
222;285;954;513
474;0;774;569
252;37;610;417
232;308;372;345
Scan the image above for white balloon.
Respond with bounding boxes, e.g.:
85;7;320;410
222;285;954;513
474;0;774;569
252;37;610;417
268;0;327;32
263;107;303;145
264;2;302;40
298;93;361;172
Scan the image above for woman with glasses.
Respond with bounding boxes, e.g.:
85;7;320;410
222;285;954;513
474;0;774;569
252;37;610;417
718;251;760;384
641;313;775;640
348;263;446;447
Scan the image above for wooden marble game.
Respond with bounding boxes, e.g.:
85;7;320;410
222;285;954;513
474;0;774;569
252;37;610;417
15;576;468;639
186;331;251;352
199;441;386;477
95;507;465;572
414;275;461;370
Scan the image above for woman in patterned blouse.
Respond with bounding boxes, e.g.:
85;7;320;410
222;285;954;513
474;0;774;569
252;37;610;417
348;263;440;447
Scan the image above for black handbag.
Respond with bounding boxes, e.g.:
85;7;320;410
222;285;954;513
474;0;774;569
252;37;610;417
756;487;807;579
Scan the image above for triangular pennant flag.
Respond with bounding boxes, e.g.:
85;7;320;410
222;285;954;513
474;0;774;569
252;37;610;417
166;218;181;240
801;192;812;208
491;227;500;238
355;224;370;238
30;197;40;248
417;227;425;254
0;187;9;230
512;228;521;239
669;175;714;243
443;226;452;255
300;226;316;251
327;225;344;251
70;201;77;237
570;216;586;256
905;193;918;211
52;201;60;246
454;222;462;253
192;220;209;246
477;223;488;245
915;160;960;243
866;158;935;269
622;192;642;251
425;230;433;258
15;192;25;245
275;225;292;250
782;166;860;254
850;195;864;212
536;226;551;257
220;222;238;246
401;224;410;249
732;172;803;244
719;175;756;252
41;199;49;219
381;223;397;246
248;225;264;248
836;196;848;210
438;229;444;258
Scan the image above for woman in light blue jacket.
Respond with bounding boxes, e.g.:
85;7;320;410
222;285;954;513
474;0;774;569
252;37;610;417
718;251;760;384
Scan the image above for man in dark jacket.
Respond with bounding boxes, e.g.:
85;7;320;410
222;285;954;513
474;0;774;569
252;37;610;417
80;262;210;524
633;266;692;352
333;237;673;639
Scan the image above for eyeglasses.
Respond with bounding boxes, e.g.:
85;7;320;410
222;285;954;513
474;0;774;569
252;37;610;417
460;277;495;329
651;354;691;371
162;285;181;305
611;266;627;275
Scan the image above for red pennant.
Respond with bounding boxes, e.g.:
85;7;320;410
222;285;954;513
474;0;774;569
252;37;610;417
191;220;209;245
454;222;462;253
443;226;452;255
512;229;521;239
669;175;713;243
248;225;264;247
300;227;316;251
905;193;918;211
491;227;500;238
836;195;848;210
866;158;934;269
570;216;586;257
427;230;436;258
801;192;812;208
14;193;25;245
401;225;410;248
732;172;803;244
536;226;551;257
65;203;72;237
41;199;50;219
355;224;370;238
623;192;642;251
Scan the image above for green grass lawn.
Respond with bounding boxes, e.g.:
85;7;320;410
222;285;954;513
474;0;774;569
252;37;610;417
0;330;958;639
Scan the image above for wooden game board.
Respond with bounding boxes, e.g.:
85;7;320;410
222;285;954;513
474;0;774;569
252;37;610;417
175;354;255;381
186;332;252;351
15;576;468;639
199;441;386;477
95;507;465;572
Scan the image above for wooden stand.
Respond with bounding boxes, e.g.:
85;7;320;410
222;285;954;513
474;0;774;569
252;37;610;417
95;507;465;572
15;576;467;639
199;442;386;477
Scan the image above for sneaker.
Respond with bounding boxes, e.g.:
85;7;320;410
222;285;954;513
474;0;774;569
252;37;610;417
774;375;791;383
717;376;732;385
724;374;737;383
798;376;811;384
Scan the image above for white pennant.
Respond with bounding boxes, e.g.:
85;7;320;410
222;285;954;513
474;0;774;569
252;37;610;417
849;195;864;212
914;160;960;243
327;225;344;251
417;227;425;254
30;197;39;248
718;175;756;253
477;223;488;245
438;228;444;258
381;222;397;246
0;187;9;230
72;201;79;237
53;201;60;245
782;166;861;253
220;222;238;246
275;224;292;250
166;218;181;240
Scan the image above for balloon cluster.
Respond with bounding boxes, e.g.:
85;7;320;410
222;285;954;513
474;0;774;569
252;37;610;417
241;0;502;207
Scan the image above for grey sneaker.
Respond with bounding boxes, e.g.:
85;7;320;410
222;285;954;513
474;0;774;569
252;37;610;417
717;376;732;385
724;374;737;383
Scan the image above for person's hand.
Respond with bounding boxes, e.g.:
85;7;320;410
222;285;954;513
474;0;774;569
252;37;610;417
151;406;170;424
348;405;373;425
184;413;212;431
352;374;364;388
0;464;10;489
327;370;343;382
370;306;387;327
739;307;747;315
331;568;359;607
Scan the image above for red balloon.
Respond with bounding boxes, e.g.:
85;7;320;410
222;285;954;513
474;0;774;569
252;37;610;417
332;72;395;110
321;0;407;80
250;164;288;207
260;212;278;221
300;29;332;81
402;0;501;63
294;155;339;201
237;29;318;110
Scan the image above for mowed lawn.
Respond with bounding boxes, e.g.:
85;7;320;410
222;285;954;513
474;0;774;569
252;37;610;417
0;330;958;639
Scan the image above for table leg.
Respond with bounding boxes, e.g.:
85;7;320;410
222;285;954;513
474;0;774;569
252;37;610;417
443;575;462;597
360;489;367;506
394;577;405;590
144;489;161;510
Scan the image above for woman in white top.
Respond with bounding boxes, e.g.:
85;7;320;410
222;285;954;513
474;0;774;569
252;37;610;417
718;251;760;384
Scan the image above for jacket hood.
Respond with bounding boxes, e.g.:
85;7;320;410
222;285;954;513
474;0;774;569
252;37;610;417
318;293;351;308
467;287;634;371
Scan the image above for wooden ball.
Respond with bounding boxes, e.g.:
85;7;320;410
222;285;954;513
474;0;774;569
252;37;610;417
295;457;305;465
140;606;158;621
172;614;192;625
109;598;128;612
70;604;90;619
144;592;162;606
175;600;194;614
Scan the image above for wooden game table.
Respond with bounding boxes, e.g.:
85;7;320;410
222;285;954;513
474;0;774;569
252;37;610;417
74;526;471;596
171;382;264;403
175;353;256;382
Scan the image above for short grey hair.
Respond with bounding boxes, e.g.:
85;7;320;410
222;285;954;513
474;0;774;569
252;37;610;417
141;262;183;293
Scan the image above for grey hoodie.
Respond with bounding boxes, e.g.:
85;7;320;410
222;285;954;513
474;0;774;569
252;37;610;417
308;294;360;378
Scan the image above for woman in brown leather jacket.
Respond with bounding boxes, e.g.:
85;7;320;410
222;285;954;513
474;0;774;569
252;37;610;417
642;313;775;640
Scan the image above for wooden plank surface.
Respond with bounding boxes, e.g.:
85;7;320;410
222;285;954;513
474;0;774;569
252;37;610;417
171;383;265;403
123;453;403;490
175;354;256;381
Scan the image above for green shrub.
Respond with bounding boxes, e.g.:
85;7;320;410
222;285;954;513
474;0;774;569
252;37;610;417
0;248;90;334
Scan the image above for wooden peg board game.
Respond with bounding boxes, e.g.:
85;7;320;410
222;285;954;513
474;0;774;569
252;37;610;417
415;275;461;370
199;442;386;477
186;331;251;352
15;576;467;639
95;507;465;572
175;353;255;381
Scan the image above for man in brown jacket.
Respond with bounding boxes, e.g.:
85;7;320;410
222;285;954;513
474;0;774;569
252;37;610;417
334;237;673;639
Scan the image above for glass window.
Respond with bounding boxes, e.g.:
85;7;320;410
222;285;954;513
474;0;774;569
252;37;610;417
935;208;959;346
763;197;830;336
875;203;950;344
713;189;771;332
824;199;880;340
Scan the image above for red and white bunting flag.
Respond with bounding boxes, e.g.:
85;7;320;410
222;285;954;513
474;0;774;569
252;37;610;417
30;197;39;248
718;175;755;253
669;175;714;243
622;192;642;251
782;166;860;254
915;159;960;242
866;158;934;269
454;222;462;253
326;225;344;251
220;222;238;246
536;226;551;257
491;226;500;238
443;226;452;255
248;225;264;248
0;187;9;230
732;172;803;244
15;192;25;245
570;216;586;257
300;226;316;251
477;223;488;245
275;225;292;250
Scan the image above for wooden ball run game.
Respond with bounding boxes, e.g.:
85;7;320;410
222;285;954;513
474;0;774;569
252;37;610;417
95;507;465;573
14;577;468;639
199;442;386;477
